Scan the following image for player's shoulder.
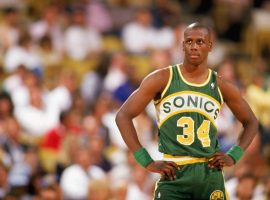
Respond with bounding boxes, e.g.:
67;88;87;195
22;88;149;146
216;74;235;89
140;65;172;92
216;74;241;101
145;65;171;81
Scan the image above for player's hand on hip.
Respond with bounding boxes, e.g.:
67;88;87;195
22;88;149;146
145;161;180;180
208;151;234;170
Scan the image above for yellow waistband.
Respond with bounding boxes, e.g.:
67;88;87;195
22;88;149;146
163;154;209;165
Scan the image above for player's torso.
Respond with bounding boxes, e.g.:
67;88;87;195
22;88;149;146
154;64;223;157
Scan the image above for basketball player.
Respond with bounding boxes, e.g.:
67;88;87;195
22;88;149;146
115;22;258;200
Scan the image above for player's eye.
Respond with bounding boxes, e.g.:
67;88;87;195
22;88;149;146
185;40;192;44
197;40;204;45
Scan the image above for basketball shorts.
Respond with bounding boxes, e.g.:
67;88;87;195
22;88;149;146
153;162;228;200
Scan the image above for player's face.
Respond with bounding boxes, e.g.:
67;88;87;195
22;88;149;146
182;28;212;66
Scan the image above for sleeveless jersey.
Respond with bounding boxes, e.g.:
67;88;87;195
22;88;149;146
154;64;223;157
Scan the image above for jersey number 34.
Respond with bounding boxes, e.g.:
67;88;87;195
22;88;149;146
177;117;211;147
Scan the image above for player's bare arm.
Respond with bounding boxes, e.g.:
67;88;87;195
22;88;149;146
208;76;258;169
115;67;179;179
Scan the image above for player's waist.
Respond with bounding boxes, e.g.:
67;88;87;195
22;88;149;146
163;154;209;165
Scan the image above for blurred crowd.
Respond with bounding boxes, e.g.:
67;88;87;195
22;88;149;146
0;0;269;199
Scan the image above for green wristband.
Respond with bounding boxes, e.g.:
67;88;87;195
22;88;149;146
133;147;153;167
226;145;244;164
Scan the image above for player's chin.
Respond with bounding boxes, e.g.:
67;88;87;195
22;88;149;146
188;60;202;66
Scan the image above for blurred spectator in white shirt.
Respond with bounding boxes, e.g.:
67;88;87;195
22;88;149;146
63;6;102;60
125;164;152;200
122;7;156;54
29;4;64;53
122;7;174;54
15;86;55;137
4;33;43;74
10;69;40;108
2;65;26;95
60;147;106;200
46;70;78;123
103;51;129;92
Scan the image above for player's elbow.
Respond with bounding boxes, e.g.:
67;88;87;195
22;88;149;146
115;109;128;126
115;110;122;126
244;116;259;135
253;118;259;134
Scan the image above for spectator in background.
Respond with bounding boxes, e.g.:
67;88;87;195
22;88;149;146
0;92;14;132
29;4;64;53
38;184;61;200
0;161;10;198
216;59;242;152
122;7;156;54
211;0;251;44
234;173;259;200
8;146;40;198
4;33;43;74
111;180;128;200
113;64;141;104
41;110;82;173
103;51;129;93
87;135;112;172
60;147;106;200
46;69;78;122
246;72;270;128
86;0;112;33
170;23;186;64
2;65;27;95
151;0;182;28
122;7;174;54
108;0;136;35
14;86;56;137
37;35;62;68
225;160;264;200
88;179;111;200
149;49;172;70
9;69;40;108
0;7;21;53
80;53;110;106
82;94;111;146
0;117;25;166
125;164;152;200
63;5;102;61
261;173;270;200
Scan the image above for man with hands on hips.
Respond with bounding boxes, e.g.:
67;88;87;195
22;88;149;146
115;22;258;200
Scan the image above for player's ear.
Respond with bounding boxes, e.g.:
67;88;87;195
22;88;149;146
182;41;185;51
208;41;213;52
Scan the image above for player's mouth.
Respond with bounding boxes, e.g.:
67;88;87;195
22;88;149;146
189;54;200;59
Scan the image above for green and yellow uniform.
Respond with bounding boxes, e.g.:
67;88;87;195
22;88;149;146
153;64;228;200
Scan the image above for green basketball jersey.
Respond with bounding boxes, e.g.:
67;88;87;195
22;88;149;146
154;64;223;157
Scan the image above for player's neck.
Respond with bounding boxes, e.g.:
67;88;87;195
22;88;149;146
179;63;209;84
182;60;208;73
